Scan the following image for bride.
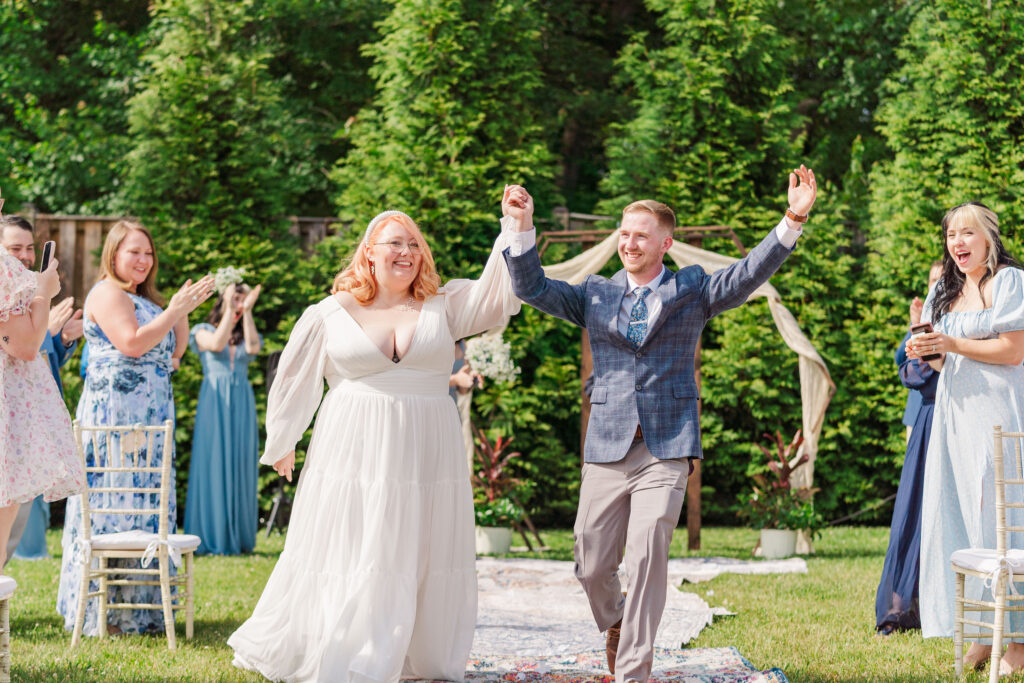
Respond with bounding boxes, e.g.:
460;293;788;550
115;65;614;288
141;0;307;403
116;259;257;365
228;186;531;682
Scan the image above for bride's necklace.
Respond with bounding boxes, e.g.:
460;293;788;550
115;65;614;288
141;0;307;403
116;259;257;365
387;297;417;363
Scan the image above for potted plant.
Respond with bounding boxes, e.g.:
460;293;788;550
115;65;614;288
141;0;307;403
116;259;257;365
740;429;823;559
471;424;526;555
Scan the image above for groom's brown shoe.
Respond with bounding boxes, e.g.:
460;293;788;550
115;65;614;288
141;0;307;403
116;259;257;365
606;619;622;675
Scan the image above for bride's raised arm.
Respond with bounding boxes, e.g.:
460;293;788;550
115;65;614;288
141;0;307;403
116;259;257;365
260;303;328;466
443;186;531;340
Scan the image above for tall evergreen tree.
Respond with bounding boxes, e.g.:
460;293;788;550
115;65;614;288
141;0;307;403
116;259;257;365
258;0;386;215
124;0;315;232
0;1;150;212
122;0;333;516
331;0;556;277
869;0;1024;294
598;0;805;240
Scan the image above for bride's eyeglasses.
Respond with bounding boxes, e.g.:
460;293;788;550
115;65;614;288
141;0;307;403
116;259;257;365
375;239;422;254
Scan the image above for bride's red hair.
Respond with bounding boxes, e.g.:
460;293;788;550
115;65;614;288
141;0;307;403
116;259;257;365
332;213;441;305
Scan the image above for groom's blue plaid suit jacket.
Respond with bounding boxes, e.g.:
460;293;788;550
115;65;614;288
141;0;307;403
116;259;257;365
503;228;793;464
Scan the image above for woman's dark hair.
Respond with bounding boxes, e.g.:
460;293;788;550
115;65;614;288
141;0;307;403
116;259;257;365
206;284;250;346
932;202;1021;324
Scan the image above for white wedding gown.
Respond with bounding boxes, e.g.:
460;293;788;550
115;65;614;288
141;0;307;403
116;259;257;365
228;223;520;682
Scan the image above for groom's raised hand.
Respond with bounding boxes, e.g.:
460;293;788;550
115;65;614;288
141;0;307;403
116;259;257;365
502;184;534;233
788;165;818;218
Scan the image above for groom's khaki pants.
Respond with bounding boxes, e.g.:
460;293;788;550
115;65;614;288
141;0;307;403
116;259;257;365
574;437;689;683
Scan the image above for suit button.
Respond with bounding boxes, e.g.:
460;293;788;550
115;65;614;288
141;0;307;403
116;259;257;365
636;351;642;358
635;383;642;391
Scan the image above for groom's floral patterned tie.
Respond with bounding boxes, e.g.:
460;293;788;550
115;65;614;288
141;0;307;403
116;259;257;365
627;287;651;349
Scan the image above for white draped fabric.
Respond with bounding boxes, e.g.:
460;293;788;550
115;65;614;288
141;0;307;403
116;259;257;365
537;228;835;501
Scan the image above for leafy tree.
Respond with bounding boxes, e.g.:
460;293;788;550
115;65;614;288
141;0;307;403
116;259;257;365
122;0;336;517
332;0;557;277
0;1;150;213
598;0;806;242
257;0;387;215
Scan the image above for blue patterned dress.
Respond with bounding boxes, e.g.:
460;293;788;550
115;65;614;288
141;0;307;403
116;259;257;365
183;323;260;555
920;267;1024;638
56;286;178;636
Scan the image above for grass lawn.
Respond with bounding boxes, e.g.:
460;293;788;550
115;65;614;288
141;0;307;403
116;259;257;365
2;526;1007;681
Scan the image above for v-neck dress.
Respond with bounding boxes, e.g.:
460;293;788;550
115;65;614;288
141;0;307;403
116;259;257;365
228;221;520;682
920;267;1024;638
183;323;262;555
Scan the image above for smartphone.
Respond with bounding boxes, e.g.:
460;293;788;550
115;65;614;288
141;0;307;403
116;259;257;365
39;240;55;271
910;322;941;361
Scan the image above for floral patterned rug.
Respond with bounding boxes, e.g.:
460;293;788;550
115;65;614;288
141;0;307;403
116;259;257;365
456;559;790;682
456;647;788;682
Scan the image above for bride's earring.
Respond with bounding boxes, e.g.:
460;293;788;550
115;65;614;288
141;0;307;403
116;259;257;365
370;262;375;275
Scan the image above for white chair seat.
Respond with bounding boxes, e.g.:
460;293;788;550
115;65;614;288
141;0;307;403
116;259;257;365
0;576;16;600
91;529;201;553
951;548;1024;576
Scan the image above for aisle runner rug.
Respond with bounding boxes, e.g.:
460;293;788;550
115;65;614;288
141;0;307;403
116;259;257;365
463;647;789;682
470;558;790;681
666;557;807;585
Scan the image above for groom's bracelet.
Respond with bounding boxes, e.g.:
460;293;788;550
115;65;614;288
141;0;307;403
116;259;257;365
785;208;809;223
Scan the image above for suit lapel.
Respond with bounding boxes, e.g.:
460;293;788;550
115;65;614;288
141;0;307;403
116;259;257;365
605;270;631;348
641;267;677;346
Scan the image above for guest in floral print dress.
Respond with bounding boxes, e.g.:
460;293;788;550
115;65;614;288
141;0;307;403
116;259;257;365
0;235;84;569
56;220;214;636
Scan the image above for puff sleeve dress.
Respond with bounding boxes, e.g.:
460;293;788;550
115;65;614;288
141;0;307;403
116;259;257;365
920;267;1024;638
0;246;83;508
228;220;521;682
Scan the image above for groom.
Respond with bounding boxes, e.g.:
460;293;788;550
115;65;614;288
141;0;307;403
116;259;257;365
501;167;817;682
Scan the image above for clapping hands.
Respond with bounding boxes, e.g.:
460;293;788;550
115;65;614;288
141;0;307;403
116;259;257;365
169;274;216;317
241;284;262;313
48;297;84;344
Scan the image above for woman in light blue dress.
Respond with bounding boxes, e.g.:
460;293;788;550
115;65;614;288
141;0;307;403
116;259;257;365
910;202;1024;672
184;282;262;555
56;220;214;636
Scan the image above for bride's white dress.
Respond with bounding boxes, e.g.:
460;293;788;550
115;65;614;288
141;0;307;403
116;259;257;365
228;225;520;682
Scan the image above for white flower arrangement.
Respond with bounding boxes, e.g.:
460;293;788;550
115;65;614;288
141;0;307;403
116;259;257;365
464;334;520;385
212;266;246;293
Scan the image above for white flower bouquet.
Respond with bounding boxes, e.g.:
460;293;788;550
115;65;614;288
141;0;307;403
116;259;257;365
464;334;520;385
212;266;246;293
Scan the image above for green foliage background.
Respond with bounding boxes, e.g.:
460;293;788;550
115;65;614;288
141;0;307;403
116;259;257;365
4;0;1020;529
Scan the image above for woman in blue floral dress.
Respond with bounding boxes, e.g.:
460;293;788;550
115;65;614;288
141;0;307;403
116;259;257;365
56;220;214;636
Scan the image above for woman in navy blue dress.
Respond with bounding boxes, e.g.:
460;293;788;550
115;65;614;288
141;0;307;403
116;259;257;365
876;336;938;633
876;262;942;634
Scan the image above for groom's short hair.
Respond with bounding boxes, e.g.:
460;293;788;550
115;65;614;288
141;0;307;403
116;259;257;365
622;200;675;234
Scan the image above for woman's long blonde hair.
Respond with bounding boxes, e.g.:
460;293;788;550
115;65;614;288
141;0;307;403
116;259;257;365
99;219;165;305
332;213;440;304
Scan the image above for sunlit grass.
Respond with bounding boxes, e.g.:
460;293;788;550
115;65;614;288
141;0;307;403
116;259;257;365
3;527;1010;681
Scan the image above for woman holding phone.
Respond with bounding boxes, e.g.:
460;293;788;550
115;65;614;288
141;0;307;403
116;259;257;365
56;219;215;636
0;221;84;569
907;202;1024;673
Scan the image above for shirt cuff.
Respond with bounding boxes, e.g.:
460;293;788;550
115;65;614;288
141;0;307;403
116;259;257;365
774;216;803;249
507;228;537;257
